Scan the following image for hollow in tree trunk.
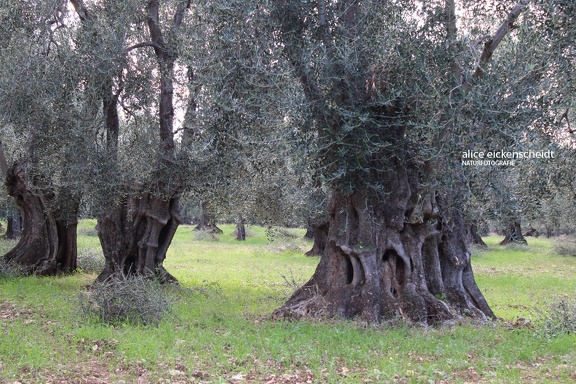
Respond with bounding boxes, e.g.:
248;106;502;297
499;222;527;245
305;220;329;257
96;189;180;283
3;161;79;275
273;164;495;325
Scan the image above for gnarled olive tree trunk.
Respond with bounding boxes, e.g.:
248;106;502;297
466;222;488;248
236;216;246;241
3;161;79;275
274;163;494;324
500;222;527;245
194;201;223;234
304;219;329;257
96;190;180;283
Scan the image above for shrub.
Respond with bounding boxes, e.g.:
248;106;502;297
193;230;220;242
553;237;576;257
0;239;16;256
265;227;299;241
77;247;106;274
79;275;174;326
0;257;21;278
535;296;576;338
0;239;21;277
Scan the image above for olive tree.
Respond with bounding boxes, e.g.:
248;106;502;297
268;0;574;324
0;1;84;274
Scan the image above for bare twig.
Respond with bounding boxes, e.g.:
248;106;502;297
463;0;531;90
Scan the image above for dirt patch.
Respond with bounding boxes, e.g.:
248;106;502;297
0;300;34;322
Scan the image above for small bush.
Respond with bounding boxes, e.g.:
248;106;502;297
469;245;488;257
193;230;220;242
0;257;21;278
266;227;300;241
553;237;576;256
78;229;99;236
504;242;530;251
77;247;106;274
0;239;21;277
0;239;16;255
535;296;576;338
79;276;174;326
231;226;254;238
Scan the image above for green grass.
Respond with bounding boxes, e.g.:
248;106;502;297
1;226;576;383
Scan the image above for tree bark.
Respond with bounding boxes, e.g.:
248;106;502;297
304;220;329;257
500;222;527;245
96;189;180;283
274;176;495;324
3;161;79;275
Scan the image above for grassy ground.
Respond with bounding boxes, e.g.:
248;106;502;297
1;222;575;383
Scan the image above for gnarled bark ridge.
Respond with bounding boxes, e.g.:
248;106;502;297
96;190;180;283
3;161;79;275
274;164;494;325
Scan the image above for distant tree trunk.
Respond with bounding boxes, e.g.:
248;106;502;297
5;213;21;239
500;222;527;245
95;189;180;283
466;223;487;248
545;226;554;238
236;216;246;241
305;220;329;257
3;161;79;275
194;201;223;234
523;228;539;237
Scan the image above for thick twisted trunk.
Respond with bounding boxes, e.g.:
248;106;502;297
3;161;79;275
274;166;494;325
96;190;180;283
